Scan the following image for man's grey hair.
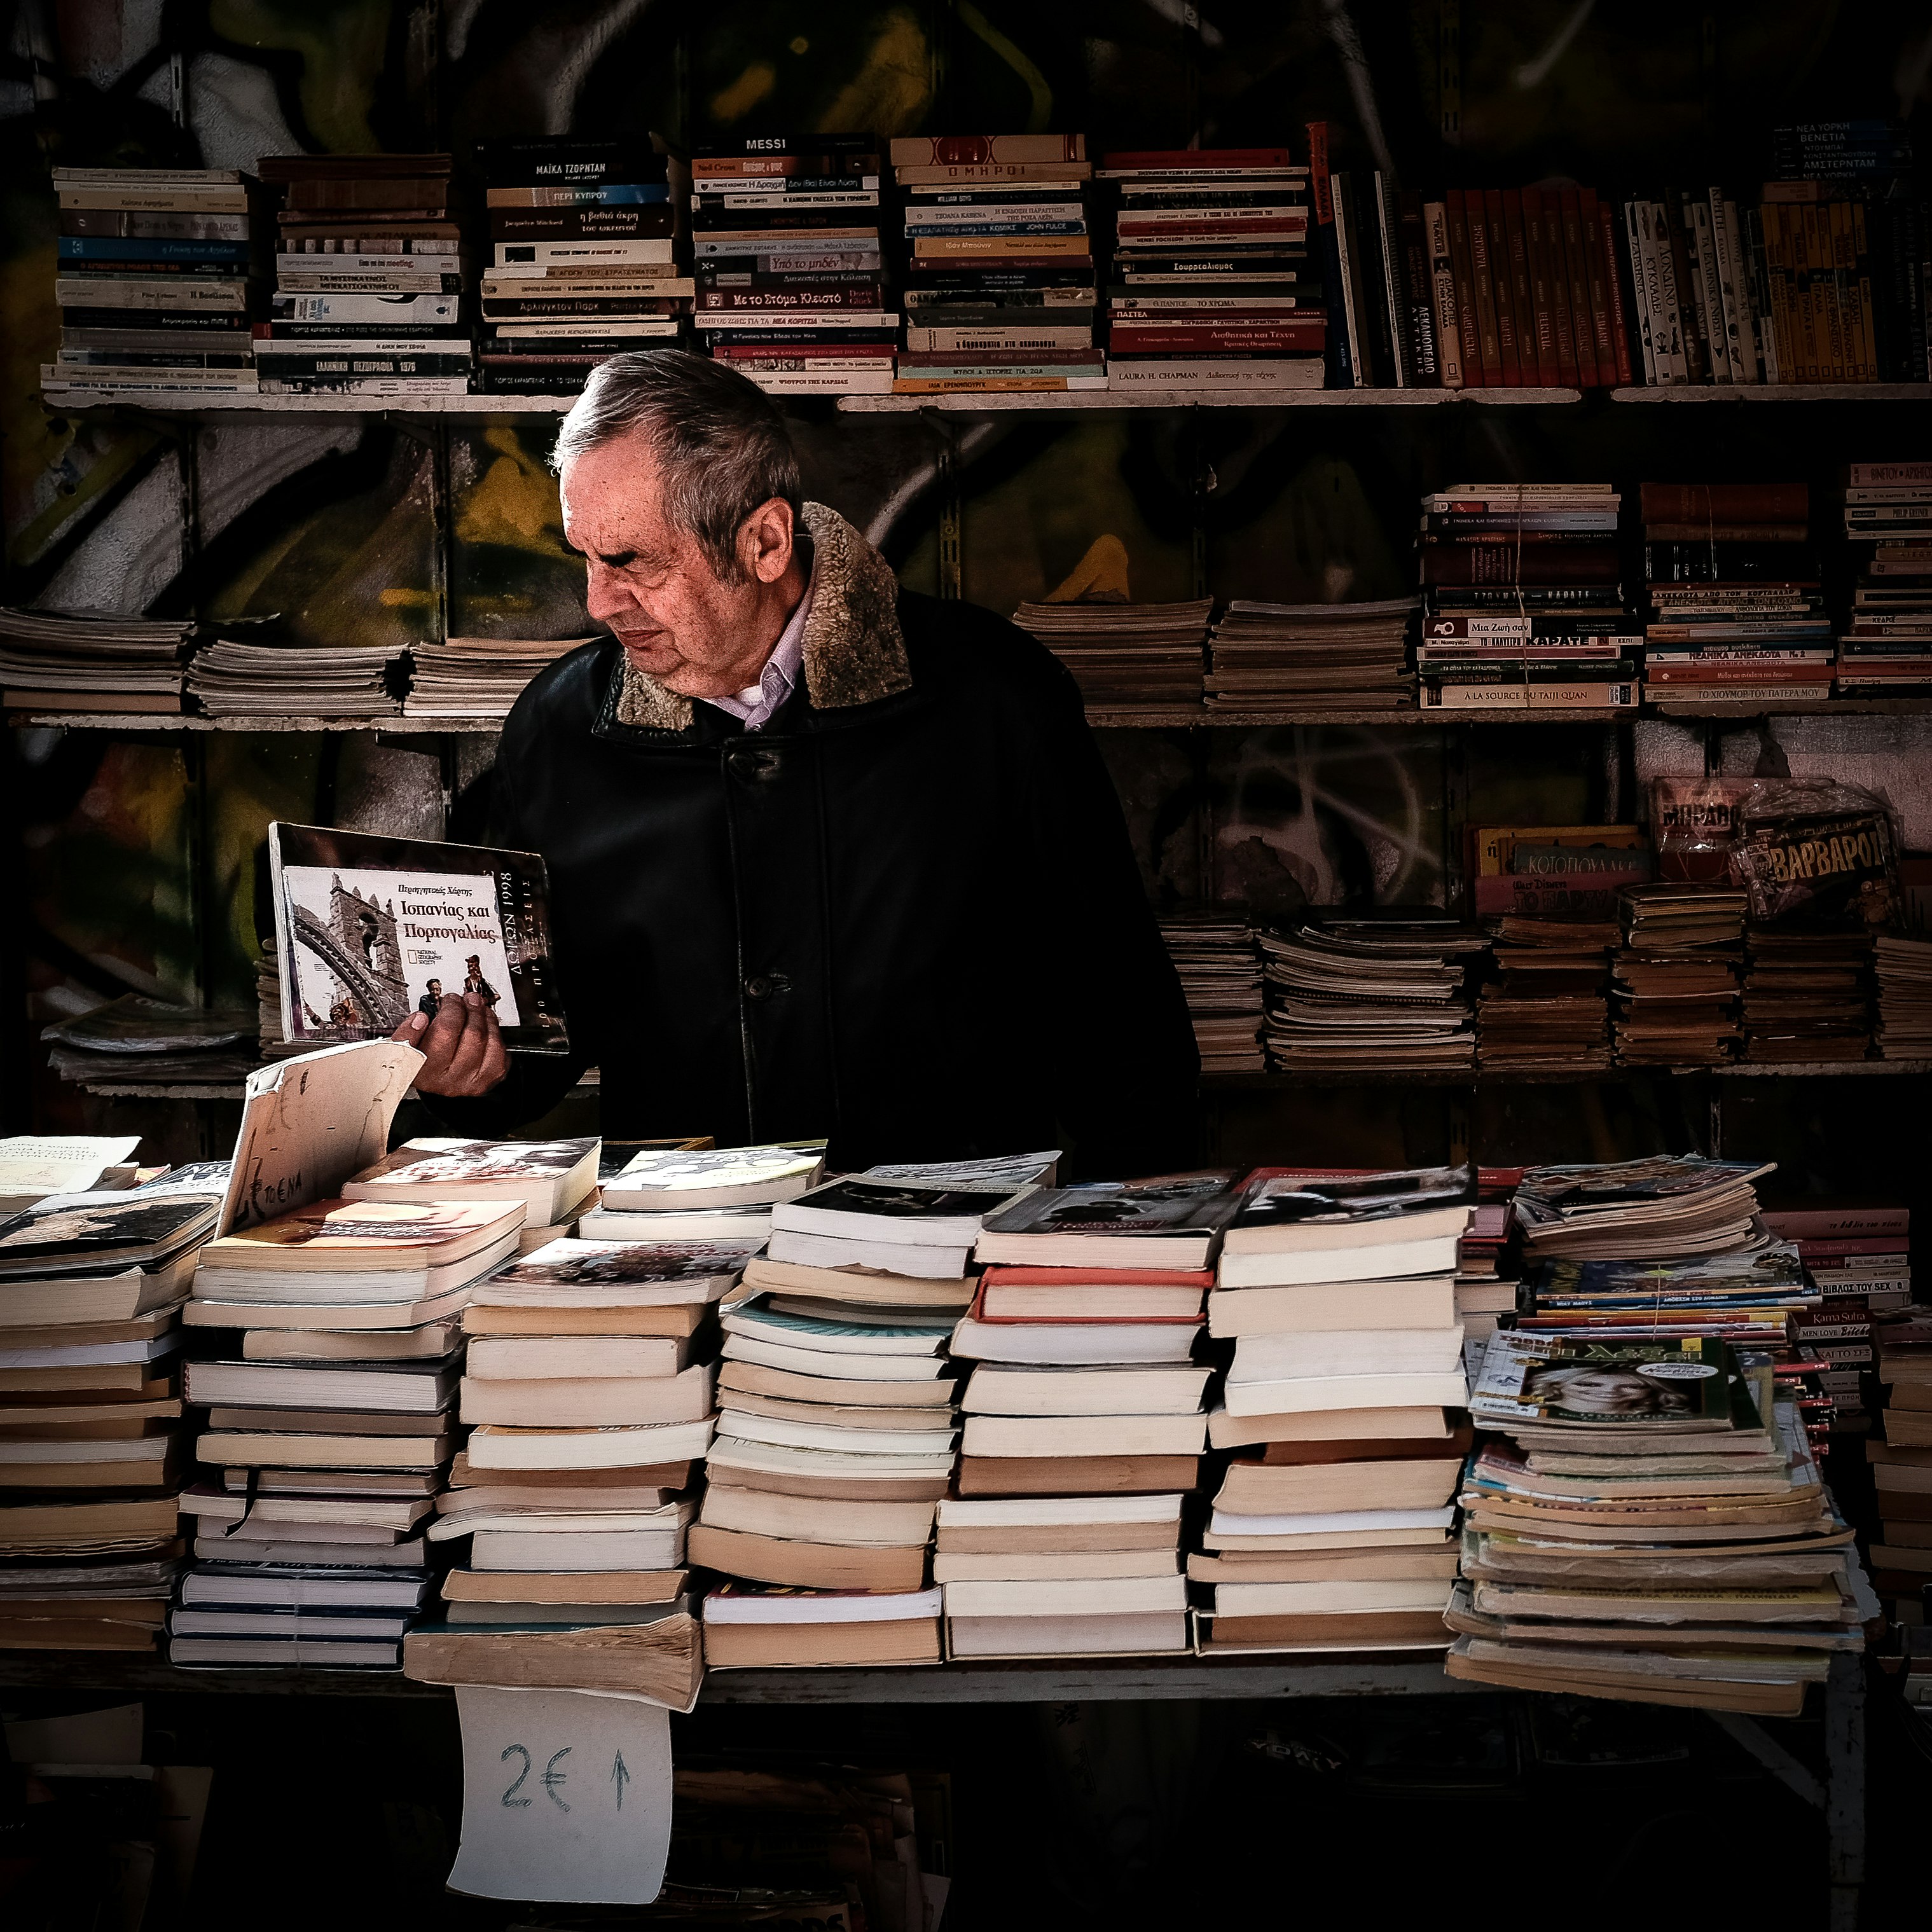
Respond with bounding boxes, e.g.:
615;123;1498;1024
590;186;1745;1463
549;349;803;583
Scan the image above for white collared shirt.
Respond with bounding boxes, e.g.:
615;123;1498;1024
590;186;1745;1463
707;562;813;733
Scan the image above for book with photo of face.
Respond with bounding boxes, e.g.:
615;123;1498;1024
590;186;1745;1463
343;1136;600;1220
471;1236;762;1308
0;1194;218;1278
1469;1332;1746;1431
267;822;569;1054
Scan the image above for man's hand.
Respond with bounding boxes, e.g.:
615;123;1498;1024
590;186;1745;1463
391;992;509;1097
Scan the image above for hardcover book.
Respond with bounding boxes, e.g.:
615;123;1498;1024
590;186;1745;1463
268;822;568;1052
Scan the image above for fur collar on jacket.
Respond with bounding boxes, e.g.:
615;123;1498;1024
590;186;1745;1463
612;501;911;733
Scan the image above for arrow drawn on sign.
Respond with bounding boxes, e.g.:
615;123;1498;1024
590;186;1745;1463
612;1750;630;1811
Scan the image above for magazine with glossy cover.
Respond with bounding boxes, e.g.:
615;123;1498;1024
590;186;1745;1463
1470;1332;1743;1428
1524;1244;1808;1302
268;822;568;1052
488;1236;763;1290
1231;1164;1471;1229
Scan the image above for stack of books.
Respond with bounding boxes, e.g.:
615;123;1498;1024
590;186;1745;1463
1451;1330;1866;1714
175;1187;531;1666
0;607;194;715
941;1172;1238;1657
1416;484;1634;712
426;1227;751;1659
1453;1203;1517;1341
1617;190;1769;389
0;1170;220;1650
1867;1304;1932;1618
1767;1199;1913;1433
580;1140;820;1250
1260;920;1487;1073
691;134;892;396
254;154;469;397
1477;920;1617;1072
1739;928;1873;1061
1613;882;1748;1063
695;1156;1045;1660
1875;934;1932;1055
1008;598;1211;713
1640;483;1830;708
185;636;403;717
1838;462;1932;694
476;137;686;395
1098;147;1323;396
1197;1167;1471;1654
45;167;259;396
890;135;1101;394
1204;598;1417;712
1158;910;1264;1074
402;635;593;719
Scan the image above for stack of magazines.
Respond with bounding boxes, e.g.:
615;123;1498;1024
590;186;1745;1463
403;636;593;719
39;996;259;1092
1449;1328;1870;1715
186;637;404;717
1205;598;1417;712
1260;920;1487;1073
1875;934;1932;1056
1476;918;1616;1072
1158;911;1264;1073
0;607;194;715
1009;598;1213;713
1612;883;1747;1063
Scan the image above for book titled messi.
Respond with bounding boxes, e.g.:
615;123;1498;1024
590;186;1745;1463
268;822;569;1053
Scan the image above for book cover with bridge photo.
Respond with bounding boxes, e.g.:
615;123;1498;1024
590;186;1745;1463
268;822;570;1054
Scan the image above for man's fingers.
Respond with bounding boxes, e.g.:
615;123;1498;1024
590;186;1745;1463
390;1011;429;1047
474;1010;510;1092
444;992;495;1092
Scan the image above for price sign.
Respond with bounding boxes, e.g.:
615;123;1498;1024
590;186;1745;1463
447;1685;673;1903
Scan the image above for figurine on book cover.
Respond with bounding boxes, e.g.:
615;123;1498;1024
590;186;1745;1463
268;822;569;1052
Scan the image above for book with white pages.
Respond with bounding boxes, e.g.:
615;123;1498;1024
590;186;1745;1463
180;1487;433;1531
1208;1403;1452;1447
577;1205;771;1243
1217;1234;1463;1288
721;1334;951;1382
184;1283;476;1329
766;1228;971;1278
183;1356;458;1412
0;1332;183;1369
962;1363;1212;1415
944;1573;1185;1618
240;1321;457;1360
933;1549;1179;1583
469;1527;687;1571
707;1435;955;1482
463;1418;715;1470
948;1314;1201;1365
715;1411;958;1457
426;1500;693;1542
772;1153;1056;1248
738;1254;977;1309
1208;1503;1456;1538
1220;1166;1470;1255
0;1254;197;1325
703;1584;942;1624
459;1363;715;1428
722;1301;953;1357
0;1134;142;1211
960;1412;1206;1458
1208;1275;1458;1335
179;1567;428;1608
946;1610;1187;1657
1215;1578;1452;1617
0;1195;216;1279
974;1170;1245;1269
1222;1370;1468;1416
1228;1325;1466;1379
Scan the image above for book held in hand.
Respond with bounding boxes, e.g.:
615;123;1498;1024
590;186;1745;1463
268;822;569;1052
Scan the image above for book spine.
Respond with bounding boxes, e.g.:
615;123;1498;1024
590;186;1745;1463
1625;198;1658;385
1503;189;1535;385
1467;190;1504;382
1558;190;1597;387
60;209;251;241
1690;194;1734;381
1323;162;1363;387
486;183;671;207
1547;195;1581;385
1602;200;1636;386
1712;194;1759;382
1666;192;1708;382
1524;189;1561;385
1578;188;1617;385
1445;189;1484;385
1481;188;1520;383
1424;200;1462;388
1648;200;1689;383
1398;193;1440;383
1849;196;1876;380
1374;174;1411;387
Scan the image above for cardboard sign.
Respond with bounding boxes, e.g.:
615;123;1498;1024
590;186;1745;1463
447;1685;672;1904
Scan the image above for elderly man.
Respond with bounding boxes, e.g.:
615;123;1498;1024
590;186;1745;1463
400;348;1197;1173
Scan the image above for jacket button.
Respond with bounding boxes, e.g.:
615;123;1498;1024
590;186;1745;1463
744;974;772;1001
728;749;782;782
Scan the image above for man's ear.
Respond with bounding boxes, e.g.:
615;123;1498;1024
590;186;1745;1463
740;497;796;584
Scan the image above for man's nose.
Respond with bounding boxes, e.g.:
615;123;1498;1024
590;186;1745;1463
584;562;629;624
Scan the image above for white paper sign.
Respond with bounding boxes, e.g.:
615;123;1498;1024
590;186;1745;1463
447;1685;673;1904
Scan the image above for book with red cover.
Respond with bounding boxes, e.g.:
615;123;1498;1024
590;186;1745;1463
1501;190;1533;385
1445;190;1484;385
1521;189;1562;386
1578;188;1617;385
1466;191;1503;383
1594;197;1634;385
1557;190;1596;386
1484;188;1522;384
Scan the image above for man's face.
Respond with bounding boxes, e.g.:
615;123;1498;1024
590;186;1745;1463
560;429;789;699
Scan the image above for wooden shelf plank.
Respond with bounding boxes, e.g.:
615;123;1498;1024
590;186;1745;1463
41;391;580;415
1202;1059;1932;1089
1611;383;1932;403
838;387;1582;413
11;714;504;733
